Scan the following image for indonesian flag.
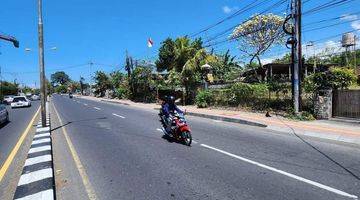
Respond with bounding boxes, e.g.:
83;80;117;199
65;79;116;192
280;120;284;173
147;38;154;48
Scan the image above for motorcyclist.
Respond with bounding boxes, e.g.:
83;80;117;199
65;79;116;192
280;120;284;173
162;96;183;134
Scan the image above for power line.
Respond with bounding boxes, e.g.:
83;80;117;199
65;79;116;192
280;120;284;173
190;0;266;38
303;10;360;27
203;0;289;45
303;0;356;15
304;18;360;32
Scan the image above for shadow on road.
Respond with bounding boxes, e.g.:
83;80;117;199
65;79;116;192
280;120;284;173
51;117;107;132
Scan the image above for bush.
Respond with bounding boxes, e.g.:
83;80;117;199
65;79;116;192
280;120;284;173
228;83;268;106
286;111;315;121
114;86;130;99
195;90;213;108
304;67;357;92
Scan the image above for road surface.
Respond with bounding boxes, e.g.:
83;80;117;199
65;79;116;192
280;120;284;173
51;94;360;200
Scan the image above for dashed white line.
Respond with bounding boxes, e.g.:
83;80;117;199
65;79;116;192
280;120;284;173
24;155;52;167
18;168;53;186
200;144;358;199
156;128;163;132
192;140;198;144
112;113;125;119
93;107;101;110
84;103;88;106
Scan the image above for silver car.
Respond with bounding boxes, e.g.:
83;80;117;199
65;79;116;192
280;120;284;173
0;104;9;125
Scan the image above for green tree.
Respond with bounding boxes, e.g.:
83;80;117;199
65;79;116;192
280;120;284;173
155;38;177;72
230;14;286;67
0;81;18;100
51;71;71;86
131;66;155;102
93;71;111;97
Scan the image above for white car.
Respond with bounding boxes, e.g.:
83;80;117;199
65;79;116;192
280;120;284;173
0;104;9;125
31;94;40;101
3;95;14;105
11;96;31;108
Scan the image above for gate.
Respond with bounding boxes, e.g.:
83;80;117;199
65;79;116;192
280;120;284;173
333;90;360;119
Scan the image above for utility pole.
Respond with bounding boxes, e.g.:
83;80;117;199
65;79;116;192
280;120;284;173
0;66;2;101
292;0;302;114
38;0;46;127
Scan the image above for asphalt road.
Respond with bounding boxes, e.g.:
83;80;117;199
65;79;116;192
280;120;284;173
0;101;40;167
52;94;360;200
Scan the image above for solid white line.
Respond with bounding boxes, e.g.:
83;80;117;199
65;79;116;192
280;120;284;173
34;132;50;138
24;155;52;167
93;107;101;110
29;145;51;154
18;168;53;186
32;138;51;145
200;144;358;199
112;113;125;119
15;189;54;200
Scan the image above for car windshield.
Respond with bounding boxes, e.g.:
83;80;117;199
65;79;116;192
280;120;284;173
13;97;26;102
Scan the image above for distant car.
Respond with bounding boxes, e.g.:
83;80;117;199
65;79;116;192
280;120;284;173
11;96;31;108
0;104;9;125
3;95;14;105
31;94;40;101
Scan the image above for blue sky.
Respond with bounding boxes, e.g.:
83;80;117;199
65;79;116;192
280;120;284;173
0;0;359;87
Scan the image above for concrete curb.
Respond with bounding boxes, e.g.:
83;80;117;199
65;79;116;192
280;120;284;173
186;112;268;128
100;99;130;106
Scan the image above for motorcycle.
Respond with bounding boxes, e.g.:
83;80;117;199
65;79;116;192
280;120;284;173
159;109;192;146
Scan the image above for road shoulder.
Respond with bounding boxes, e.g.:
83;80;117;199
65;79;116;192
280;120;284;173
50;100;90;200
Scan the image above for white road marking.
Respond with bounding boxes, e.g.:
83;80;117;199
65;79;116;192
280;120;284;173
24;155;52;167
192;140;198;144
112;113;125;118
213;120;222;123
32;138;51;145
200;144;358;199
93;107;101;110
34;132;50;138
84;103;88;106
29;145;52;154
76;101;80;103
156;128;163;132
18;168;53;186
15;189;54;200
36;127;50;132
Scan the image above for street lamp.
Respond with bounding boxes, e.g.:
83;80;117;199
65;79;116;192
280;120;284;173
201;63;212;90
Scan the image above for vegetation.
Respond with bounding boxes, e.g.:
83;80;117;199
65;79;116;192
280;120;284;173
0;81;19;101
230;14;286;66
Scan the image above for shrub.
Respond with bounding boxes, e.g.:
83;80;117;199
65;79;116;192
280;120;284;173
228;83;268;106
304;67;357;92
115;86;130;99
195;90;213;108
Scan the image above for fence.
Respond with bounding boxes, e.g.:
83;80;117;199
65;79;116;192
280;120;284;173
333;90;360;119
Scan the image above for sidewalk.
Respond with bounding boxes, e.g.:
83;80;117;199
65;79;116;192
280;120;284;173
77;95;360;146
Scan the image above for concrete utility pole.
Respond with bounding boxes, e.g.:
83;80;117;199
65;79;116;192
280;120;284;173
38;0;47;127
293;0;302;114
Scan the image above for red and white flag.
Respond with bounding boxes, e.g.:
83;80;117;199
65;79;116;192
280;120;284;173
147;38;154;48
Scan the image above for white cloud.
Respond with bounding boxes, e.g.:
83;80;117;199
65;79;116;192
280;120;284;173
341;13;360;32
341;14;358;21
222;6;238;14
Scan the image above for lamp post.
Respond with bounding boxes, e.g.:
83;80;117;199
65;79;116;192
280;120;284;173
201;63;212;90
38;0;46;127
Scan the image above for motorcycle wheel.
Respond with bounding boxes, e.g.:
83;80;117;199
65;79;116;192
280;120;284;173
182;131;192;146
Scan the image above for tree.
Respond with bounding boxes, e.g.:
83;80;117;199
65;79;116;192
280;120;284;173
155;38;177;72
131;66;155;102
93;71;111;97
0;81;18;100
155;36;203;73
79;76;85;95
230;14;286;67
51;71;71;86
273;53;291;64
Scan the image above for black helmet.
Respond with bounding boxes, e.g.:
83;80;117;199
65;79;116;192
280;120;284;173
168;96;175;104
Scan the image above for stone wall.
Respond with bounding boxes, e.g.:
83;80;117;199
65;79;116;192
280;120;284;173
314;90;332;119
